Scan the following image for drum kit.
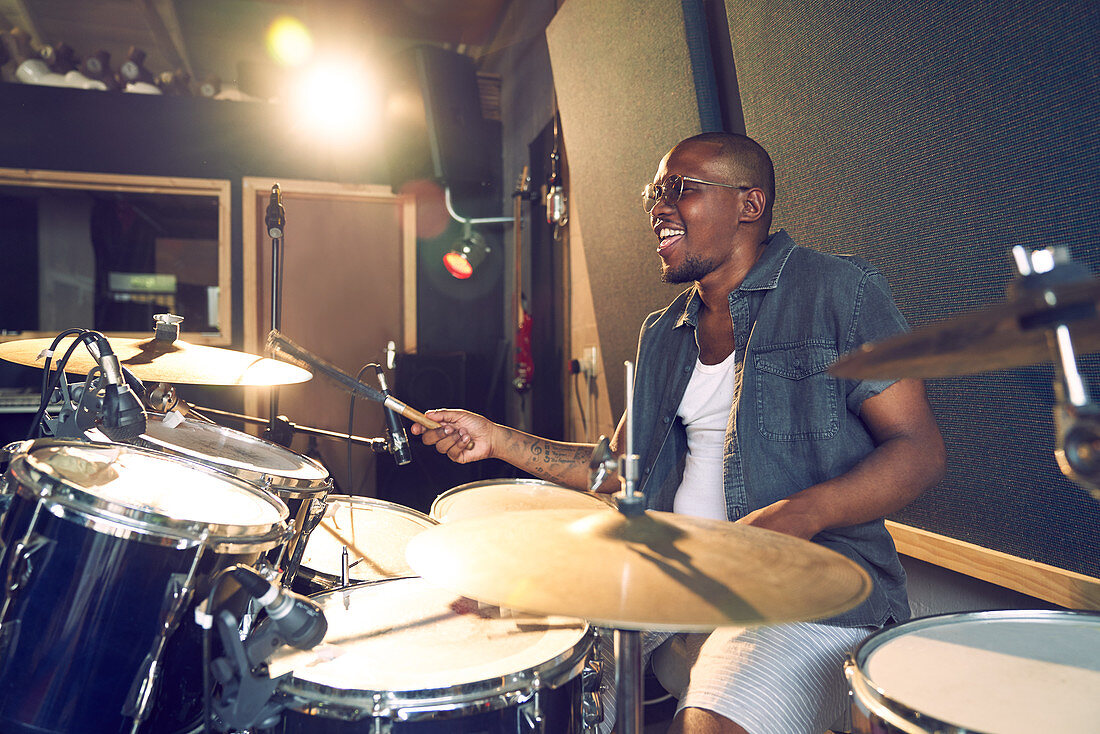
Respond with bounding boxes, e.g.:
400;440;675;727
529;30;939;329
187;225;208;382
0;243;1096;734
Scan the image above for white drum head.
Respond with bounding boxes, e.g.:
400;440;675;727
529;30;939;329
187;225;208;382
861;612;1100;733
138;414;329;493
431;478;612;523
298;496;436;582
275;577;589;700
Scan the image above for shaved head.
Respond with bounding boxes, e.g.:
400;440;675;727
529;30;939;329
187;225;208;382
672;132;775;226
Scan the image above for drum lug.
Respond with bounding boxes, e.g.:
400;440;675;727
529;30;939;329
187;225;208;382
581;690;604;732
371;718;392;734
4;533;53;594
519;687;544;733
581;647;605;730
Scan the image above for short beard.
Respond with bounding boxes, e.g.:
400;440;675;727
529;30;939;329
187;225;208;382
661;254;718;284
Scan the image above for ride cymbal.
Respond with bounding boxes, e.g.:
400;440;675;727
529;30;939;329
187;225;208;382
830;279;1100;379
405;508;871;631
0;336;311;386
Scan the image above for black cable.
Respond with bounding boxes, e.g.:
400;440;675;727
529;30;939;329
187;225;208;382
203;566;237;734
346;362;380;495
573;371;588;437
26;330;100;439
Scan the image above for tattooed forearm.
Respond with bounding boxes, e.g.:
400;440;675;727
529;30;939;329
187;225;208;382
506;435;593;487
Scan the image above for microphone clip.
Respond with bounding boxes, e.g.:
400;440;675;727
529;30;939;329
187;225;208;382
209;609;286;732
265;184;286;239
375;365;412;466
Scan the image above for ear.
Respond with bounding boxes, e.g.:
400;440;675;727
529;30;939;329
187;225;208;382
739;188;767;223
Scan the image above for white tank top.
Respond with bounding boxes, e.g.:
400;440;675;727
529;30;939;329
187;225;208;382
672;349;737;520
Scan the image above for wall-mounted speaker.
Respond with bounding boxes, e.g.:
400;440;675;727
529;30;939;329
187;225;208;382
385;45;497;194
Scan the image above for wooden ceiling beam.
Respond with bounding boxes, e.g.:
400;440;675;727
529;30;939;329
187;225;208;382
138;0;193;78
8;0;43;44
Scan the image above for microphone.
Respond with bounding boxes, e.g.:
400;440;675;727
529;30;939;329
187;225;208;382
266;329;475;451
229;565;327;652
376;366;412;466
92;336;147;441
265;184;285;239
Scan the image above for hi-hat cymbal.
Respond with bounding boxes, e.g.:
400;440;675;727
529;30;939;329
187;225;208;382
830;279;1100;379
405;509;871;631
0;336;311;386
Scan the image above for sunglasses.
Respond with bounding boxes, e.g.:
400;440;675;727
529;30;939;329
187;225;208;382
642;174;750;213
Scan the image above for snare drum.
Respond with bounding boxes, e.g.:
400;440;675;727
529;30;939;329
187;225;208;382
845;609;1100;734
295;495;437;593
276;577;594;733
128;413;331;574
0;440;290;734
431;478;613;523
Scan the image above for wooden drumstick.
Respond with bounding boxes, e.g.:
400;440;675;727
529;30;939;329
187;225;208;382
267;329;474;451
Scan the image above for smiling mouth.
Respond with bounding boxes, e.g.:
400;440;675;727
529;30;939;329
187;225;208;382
657;226;685;253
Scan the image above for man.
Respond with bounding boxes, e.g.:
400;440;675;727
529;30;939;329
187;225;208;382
412;132;945;734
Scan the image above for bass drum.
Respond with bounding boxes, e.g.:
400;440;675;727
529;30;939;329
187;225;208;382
275;577;594;733
0;440;290;734
294;495;437;594
845;609;1100;734
430;478;613;523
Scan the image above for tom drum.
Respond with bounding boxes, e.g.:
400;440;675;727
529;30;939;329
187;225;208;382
0;440;290;734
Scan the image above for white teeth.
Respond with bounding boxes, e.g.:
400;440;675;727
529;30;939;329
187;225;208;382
658;227;684;238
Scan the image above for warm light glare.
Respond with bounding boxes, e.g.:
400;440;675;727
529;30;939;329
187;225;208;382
443;251;474;279
292;62;381;140
267;16;313;67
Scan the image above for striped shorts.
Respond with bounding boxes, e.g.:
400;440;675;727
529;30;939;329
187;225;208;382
597;622;873;734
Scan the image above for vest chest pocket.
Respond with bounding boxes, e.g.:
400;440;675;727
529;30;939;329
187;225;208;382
752;340;840;441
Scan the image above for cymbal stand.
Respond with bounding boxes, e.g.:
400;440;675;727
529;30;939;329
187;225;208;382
1011;246;1100;501
615;361;645;734
265;184;287;445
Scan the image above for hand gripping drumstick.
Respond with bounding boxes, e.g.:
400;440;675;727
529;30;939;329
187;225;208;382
266;330;474;449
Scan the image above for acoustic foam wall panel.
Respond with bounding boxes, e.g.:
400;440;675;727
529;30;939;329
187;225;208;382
724;0;1100;576
547;0;704;415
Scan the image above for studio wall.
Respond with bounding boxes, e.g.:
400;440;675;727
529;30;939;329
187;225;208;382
547;0;702;417
723;0;1100;580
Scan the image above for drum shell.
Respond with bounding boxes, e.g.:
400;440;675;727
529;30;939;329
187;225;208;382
276;578;594;733
845;609;1100;734
0;440;291;734
280;678;583;733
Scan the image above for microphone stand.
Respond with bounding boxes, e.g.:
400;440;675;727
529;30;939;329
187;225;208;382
587;362;645;734
183;403;393;454
265;184;289;446
615;361;644;734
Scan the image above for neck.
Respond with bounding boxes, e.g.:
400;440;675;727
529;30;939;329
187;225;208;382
694;235;767;312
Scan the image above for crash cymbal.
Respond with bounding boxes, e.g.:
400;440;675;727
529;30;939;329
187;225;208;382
0;335;311;386
830;279;1100;379
405;508;871;631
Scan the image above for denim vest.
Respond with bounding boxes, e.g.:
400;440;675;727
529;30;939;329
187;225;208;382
632;230;911;627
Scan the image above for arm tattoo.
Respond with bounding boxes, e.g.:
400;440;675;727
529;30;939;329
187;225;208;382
521;439;591;485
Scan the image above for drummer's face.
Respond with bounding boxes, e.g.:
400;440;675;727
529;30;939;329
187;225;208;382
649;141;747;285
